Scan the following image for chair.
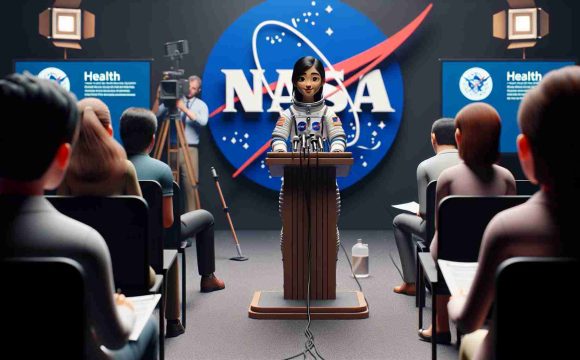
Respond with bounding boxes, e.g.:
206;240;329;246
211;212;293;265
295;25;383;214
139;180;164;274
416;180;437;308
46;195;158;294
140;180;179;327
164;181;191;328
2;257;85;358
46;195;166;359
418;195;530;360
515;179;539;195
494;257;579;359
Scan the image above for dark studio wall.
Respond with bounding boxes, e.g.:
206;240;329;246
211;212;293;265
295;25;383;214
2;0;579;230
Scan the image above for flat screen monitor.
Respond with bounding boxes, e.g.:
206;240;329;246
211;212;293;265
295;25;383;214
441;59;574;153
14;59;151;143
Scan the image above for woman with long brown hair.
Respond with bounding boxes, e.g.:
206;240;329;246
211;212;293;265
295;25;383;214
419;102;517;344
58;98;141;196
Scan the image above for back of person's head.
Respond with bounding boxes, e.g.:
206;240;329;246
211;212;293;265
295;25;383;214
519;65;580;193
455;102;500;167
0;73;78;181
518;65;580;257
431;117;456;147
78;98;112;132
67;106;126;183
120;107;158;155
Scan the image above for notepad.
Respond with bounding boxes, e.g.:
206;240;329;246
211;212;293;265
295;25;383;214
391;201;419;214
127;294;161;341
438;260;478;297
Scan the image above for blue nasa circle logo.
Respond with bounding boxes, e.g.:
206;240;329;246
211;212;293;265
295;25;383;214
312;121;321;131
203;0;404;191
297;121;307;132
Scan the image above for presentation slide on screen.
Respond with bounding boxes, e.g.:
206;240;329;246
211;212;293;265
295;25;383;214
14;60;151;143
441;60;574;153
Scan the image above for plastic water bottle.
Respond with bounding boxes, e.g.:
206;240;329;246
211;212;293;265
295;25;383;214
352;239;369;278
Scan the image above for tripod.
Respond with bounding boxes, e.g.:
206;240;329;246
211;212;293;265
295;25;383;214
153;107;201;210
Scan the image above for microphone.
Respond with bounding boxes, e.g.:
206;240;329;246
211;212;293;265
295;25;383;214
211;166;219;180
318;136;324;151
301;133;307;152
309;134;319;152
292;136;300;152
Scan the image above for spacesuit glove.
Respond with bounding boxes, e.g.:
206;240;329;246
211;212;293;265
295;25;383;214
330;143;345;152
273;142;287;152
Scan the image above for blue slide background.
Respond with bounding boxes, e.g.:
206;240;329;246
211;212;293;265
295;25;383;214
442;60;574;153
15;60;151;144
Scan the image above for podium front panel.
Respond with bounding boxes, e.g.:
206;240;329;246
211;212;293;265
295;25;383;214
282;166;337;300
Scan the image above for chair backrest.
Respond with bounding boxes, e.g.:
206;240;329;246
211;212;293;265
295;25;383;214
46;195;150;294
437;196;530;262
425;180;437;245
494;257;579;359
515;179;539;195
164;181;183;249
139;180;164;273
1;257;85;358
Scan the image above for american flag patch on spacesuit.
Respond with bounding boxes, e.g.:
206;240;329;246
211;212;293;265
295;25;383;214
276;117;286;127
332;116;342;126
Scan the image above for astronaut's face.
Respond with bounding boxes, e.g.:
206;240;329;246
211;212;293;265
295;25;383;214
296;66;322;103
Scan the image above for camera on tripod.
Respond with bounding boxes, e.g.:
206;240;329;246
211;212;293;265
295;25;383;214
160;40;190;106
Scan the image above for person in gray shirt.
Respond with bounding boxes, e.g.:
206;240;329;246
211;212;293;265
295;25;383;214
392;118;460;296
121;108;225;297
0;73;158;359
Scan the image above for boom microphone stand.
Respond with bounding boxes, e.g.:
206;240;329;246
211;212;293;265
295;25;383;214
210;167;248;261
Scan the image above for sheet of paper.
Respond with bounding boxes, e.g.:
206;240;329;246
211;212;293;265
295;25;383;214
127;294;161;341
391;201;419;214
438;260;478;297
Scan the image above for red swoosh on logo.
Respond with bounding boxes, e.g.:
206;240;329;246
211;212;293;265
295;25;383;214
221;3;433;179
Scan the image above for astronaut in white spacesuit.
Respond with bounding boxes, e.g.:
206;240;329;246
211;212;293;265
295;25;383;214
271;56;346;254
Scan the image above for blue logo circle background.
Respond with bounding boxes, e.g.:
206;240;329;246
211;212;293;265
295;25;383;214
203;0;403;191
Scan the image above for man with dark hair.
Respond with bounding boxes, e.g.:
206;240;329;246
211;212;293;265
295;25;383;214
391;118;460;296
120;108;224;297
121;107;185;337
0;73;158;359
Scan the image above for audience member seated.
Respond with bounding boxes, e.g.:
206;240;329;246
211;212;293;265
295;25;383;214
120;108;225;295
56;98;157;289
392;117;459;296
448;65;580;360
419;102;517;344
0;73;158;359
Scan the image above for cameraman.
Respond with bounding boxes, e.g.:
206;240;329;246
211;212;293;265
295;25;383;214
153;75;208;211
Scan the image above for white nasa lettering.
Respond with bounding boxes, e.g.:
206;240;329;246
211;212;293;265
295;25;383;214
223;68;394;113
267;70;293;112
83;71;121;82
351;69;394;113
221;69;265;112
323;70;348;113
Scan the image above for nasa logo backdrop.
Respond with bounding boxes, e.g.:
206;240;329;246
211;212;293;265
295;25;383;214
204;0;429;191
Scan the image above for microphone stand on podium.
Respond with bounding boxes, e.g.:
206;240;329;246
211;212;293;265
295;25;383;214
248;146;368;319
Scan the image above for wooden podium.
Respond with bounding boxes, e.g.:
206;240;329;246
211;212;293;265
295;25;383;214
249;152;368;319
